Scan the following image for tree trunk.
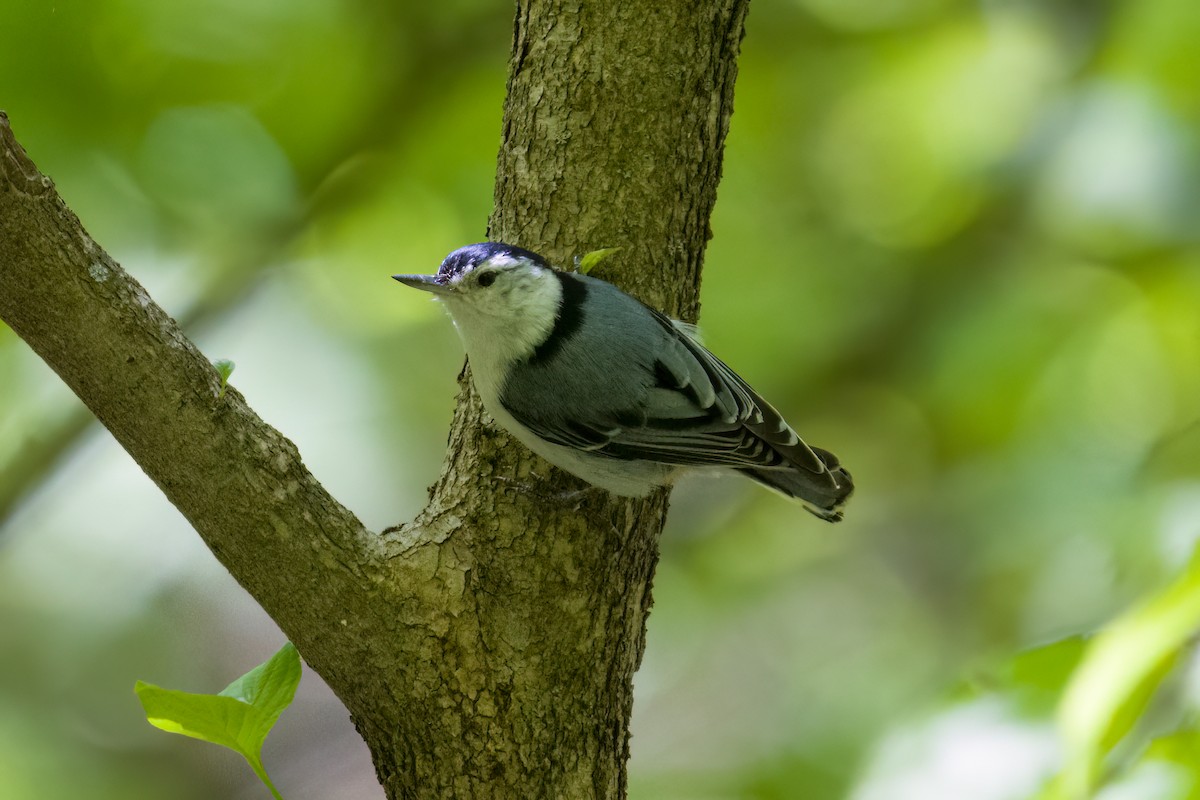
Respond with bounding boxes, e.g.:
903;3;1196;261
0;0;748;797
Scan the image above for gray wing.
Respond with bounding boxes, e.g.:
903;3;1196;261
501;305;833;481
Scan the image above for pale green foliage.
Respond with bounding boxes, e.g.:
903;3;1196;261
213;359;236;399
575;247;622;275
1053;555;1200;798
135;643;300;800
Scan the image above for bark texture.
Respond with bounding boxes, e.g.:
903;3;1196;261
0;0;748;797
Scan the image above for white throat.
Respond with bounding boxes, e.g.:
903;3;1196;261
438;269;562;404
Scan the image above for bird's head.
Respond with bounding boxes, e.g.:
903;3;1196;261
394;242;565;362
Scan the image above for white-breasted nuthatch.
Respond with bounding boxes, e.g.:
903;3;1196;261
394;242;853;521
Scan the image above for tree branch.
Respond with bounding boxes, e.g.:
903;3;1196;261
0;108;386;659
0;5;508;526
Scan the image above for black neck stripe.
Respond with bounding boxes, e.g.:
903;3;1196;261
528;271;588;365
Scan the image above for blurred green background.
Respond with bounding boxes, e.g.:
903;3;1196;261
3;1;1200;798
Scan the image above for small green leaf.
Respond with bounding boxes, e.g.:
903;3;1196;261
968;635;1090;718
213;358;236;399
219;640;301;711
136;642;300;800
1008;636;1088;695
1146;729;1200;767
575;247;622;275
1056;554;1200;797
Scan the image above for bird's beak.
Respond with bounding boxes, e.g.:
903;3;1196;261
392;273;453;296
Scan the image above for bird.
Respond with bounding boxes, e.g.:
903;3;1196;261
393;242;853;521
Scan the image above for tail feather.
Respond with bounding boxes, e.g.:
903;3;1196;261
738;446;854;522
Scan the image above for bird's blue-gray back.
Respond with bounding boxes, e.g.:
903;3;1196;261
499;272;834;482
500;274;665;444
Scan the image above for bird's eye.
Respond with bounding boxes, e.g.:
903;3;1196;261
477;271;497;288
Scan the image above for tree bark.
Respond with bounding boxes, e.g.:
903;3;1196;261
0;0;748;797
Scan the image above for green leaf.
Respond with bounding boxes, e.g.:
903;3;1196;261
954;636;1087;706
575;247;622;275
136;642;300;800
213;358;236;398
1010;636;1088;690
1146;730;1200;768
1055;555;1200;798
218;640;301;710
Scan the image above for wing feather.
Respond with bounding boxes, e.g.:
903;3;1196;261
504;306;836;485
